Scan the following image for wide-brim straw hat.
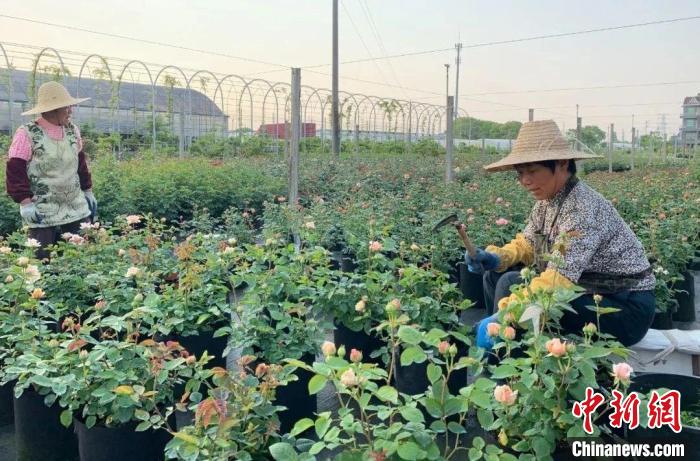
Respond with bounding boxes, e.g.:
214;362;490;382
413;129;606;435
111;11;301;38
484;120;601;172
21;81;90;116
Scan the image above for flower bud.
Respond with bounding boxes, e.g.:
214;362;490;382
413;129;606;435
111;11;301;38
354;299;366;313
337;345;346;358
133;293;144;303
79;350;88;360
486;323;501;337
17;256;29;267
583;322;597;335
349;349;363;363
448;344;458;356
566;343;577;354
31;288;45;300
340;369;359;387
385;298;401;313
593;294;603;304
321;341;336;358
498;429;508;446
494;384;517;405
546;338;567;357
503;326;516;341
4;275;13;283
438;341;450;355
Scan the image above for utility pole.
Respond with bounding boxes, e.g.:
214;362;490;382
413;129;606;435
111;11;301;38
446;96;454;183
454;42;462;121
528;109;534;122
444;64;450;102
608;123;613;173
576;104;581;151
332;0;340;156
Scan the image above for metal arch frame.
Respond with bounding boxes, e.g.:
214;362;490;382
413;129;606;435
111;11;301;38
338;92;360;137
29;47;68;105
409;102;429;139
351;94;374;139
115;60;153;143
300;87;330;151
76;54;114;132
186;70;223;139
262;82;288;145
0;42;14;132
428;105;444;138
364;96;383;138
213;74;248;135
239;78;276;137
153;65;189;154
416;104;435;138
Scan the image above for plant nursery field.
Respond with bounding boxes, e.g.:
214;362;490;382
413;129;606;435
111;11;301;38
1;152;699;461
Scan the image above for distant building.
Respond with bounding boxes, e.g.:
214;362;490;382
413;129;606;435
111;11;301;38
0;69;227;147
258;123;316;139
680;93;700;151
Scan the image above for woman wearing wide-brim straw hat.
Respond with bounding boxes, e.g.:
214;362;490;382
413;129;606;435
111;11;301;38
5;81;98;260
465;119;656;353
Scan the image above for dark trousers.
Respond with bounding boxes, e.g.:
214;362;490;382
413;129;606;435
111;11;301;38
29;218;88;261
483;269;656;347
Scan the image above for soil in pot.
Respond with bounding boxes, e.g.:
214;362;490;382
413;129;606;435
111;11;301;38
75;418;170;461
13;387;79;461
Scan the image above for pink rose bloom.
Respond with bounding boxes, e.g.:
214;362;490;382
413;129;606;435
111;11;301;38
349;349;363;363
438;341;450;355
340;369;359;387
368;241;383;252
503;326;516;340
321;341;336;357
546;338;567;357
494;384;518;405
487;323;501;337
612;362;633;383
495;218;509;226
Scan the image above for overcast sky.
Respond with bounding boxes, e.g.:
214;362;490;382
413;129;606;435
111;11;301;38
1;0;698;137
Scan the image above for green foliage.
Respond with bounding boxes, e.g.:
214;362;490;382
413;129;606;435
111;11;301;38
453;117;521;140
566;125;606;149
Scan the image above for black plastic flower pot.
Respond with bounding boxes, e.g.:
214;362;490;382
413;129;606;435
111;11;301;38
651;310;674;330
166;329;228;369
458;263;485;310
13;387;79;461
626;373;700;459
333;322;385;366
330;249;357;273
75;418;170;461
671;270;696;322
274;353;317;434
0;380;14;427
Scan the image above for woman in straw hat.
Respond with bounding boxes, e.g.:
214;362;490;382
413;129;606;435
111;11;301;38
467;120;655;350
5;81;97;259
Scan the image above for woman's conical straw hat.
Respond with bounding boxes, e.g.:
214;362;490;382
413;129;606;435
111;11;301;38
21;81;90;116
484;120;601;172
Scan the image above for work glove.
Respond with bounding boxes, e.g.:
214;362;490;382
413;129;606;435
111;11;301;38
84;190;98;220
19;202;43;224
465;248;500;274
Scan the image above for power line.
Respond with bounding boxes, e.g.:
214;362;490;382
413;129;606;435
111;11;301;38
339;0;394;93
0;14;291;70
302;15;700;68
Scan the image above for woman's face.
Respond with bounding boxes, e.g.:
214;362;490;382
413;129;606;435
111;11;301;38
515;161;568;200
44;106;73;127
